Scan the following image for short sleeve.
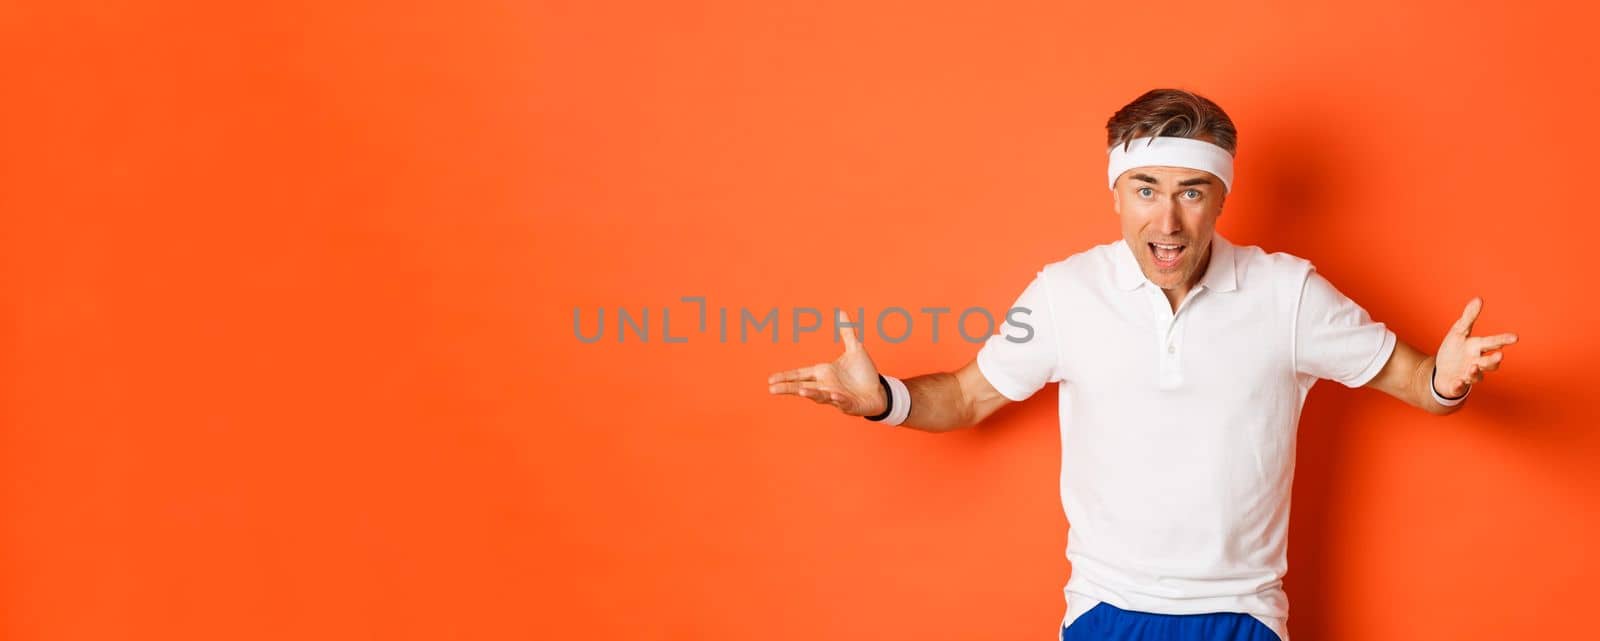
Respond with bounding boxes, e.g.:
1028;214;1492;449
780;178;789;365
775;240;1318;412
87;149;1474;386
975;271;1060;401
1294;268;1397;388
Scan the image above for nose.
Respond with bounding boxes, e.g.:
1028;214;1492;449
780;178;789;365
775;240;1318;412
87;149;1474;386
1156;198;1183;235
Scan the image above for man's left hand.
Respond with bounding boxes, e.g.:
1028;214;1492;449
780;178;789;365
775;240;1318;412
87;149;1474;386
1434;297;1519;398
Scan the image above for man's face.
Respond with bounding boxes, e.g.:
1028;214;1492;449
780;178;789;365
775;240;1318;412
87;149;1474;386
1112;165;1227;291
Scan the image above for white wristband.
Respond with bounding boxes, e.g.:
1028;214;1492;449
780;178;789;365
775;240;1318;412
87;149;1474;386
1430;366;1470;407
882;375;912;426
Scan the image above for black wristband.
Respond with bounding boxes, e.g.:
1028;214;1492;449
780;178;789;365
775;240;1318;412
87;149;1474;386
863;374;893;422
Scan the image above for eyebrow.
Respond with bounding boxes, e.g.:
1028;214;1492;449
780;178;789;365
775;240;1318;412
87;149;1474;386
1129;173;1214;187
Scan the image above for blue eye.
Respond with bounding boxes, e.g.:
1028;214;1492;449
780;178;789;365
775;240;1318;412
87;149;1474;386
1184;189;1201;199
1138;188;1153;197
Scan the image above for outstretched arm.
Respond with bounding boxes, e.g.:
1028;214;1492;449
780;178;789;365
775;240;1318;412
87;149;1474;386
767;311;1013;432
896;359;1013;432
1365;297;1519;415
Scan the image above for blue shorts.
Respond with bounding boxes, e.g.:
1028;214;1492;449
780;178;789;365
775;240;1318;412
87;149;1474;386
1060;601;1282;641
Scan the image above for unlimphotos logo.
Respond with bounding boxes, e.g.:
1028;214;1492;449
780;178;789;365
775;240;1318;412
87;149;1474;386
574;297;1036;345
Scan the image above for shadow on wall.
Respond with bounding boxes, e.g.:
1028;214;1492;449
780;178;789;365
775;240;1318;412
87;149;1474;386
1238;96;1587;641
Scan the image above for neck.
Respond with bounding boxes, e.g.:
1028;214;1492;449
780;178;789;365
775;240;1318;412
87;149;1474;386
1161;242;1212;312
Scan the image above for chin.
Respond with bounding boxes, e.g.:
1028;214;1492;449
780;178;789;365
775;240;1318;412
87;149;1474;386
1147;266;1188;287
1144;260;1185;278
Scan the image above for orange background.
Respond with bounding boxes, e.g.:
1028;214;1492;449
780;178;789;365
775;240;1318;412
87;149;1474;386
3;1;1597;640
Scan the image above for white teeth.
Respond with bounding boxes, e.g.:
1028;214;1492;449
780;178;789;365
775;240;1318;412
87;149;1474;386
1150;242;1183;263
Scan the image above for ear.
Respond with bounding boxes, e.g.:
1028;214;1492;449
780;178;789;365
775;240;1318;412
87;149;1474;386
1111;185;1122;215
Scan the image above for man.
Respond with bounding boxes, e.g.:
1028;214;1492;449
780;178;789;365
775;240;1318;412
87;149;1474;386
765;88;1519;641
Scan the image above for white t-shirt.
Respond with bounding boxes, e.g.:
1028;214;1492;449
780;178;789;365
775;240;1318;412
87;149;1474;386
976;233;1396;641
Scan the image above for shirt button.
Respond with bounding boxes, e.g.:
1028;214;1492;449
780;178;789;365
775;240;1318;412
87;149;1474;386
1167;343;1176;354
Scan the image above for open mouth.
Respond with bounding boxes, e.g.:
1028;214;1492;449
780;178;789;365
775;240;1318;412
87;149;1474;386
1149;242;1186;267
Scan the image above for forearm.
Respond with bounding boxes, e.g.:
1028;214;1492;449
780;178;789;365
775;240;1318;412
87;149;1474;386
896;372;977;433
1367;339;1467;415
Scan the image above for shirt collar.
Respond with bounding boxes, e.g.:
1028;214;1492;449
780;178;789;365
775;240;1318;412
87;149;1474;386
1112;233;1239;293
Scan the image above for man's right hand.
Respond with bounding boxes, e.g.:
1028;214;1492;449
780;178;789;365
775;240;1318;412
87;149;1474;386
766;310;887;416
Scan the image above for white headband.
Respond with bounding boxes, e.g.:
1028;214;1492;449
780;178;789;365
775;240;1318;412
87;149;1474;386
1106;136;1234;193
